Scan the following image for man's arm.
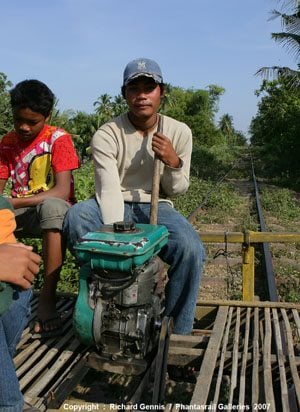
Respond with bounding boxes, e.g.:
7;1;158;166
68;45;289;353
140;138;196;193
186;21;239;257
0;243;41;289
91;128;124;224
7;171;72;209
156;126;192;197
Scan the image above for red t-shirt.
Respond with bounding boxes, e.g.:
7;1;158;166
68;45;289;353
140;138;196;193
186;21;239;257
0;125;80;203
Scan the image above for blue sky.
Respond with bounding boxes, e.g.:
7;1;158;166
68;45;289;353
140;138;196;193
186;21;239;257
1;0;297;136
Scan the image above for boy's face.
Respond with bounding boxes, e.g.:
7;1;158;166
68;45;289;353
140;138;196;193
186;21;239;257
12;108;49;142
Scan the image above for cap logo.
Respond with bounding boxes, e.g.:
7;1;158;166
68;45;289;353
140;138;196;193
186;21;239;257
137;61;147;71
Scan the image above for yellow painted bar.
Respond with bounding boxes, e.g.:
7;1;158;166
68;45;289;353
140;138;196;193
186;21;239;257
242;245;255;301
196;230;300;302
198;231;300;244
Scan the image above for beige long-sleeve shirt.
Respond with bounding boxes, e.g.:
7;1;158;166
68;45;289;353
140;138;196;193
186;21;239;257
91;113;192;224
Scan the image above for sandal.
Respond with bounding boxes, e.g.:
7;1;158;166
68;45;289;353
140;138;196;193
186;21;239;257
31;314;63;339
23;401;41;411
167;364;198;383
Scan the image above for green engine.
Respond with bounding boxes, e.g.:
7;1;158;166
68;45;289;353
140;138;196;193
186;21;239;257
73;221;169;374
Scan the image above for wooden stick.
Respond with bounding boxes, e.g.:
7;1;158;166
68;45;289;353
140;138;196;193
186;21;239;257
150;115;163;225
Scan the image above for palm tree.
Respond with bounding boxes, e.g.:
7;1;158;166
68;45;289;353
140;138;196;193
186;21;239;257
257;0;300;88
93;93;113;119
111;94;127;116
0;72;13;134
218;114;247;146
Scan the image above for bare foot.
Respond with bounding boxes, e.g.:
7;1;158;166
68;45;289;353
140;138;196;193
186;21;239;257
34;292;61;334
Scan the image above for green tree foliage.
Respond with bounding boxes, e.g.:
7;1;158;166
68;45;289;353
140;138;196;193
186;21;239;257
50;94;127;161
250;78;300;181
93;93;128;123
257;0;300;88
218;114;247;147
0;73;13;135
160;84;225;146
68;112;101;160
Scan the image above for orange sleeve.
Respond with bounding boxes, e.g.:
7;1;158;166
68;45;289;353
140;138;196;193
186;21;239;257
0;209;16;244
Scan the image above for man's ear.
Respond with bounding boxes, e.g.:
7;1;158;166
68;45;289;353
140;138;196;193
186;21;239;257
159;84;165;97
45;112;51;123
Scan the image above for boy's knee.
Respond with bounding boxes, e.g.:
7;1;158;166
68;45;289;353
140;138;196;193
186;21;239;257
37;198;70;230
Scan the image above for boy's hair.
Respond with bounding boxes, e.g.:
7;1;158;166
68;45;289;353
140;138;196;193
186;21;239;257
10;79;55;117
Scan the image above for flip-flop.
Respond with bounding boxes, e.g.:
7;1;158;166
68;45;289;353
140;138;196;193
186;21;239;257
167;364;198;383
23;401;41;411
31;314;63;339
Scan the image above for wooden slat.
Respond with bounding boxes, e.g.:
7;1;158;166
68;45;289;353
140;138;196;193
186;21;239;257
167;346;205;366
169;333;209;347
281;308;300;406
14;339;41;368
292;309;300;339
191;306;229;404
228;306;241;404
212;307;233;405
263;308;276;411
252;307;260;405
239;307;251;406
272;308;289;411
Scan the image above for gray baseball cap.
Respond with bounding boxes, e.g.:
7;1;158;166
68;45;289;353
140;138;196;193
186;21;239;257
123;58;163;86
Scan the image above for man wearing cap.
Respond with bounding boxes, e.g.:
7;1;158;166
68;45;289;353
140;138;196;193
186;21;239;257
63;58;205;335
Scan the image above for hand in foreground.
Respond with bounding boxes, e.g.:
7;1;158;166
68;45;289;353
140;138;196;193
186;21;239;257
0;243;41;290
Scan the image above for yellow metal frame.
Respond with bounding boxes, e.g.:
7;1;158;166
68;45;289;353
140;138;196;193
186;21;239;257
198;231;300;301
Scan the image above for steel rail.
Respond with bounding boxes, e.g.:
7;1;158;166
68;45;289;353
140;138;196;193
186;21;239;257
250;153;279;302
249;153;298;411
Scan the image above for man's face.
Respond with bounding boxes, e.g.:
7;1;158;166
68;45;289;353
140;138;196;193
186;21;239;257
124;77;162;119
13;107;49;142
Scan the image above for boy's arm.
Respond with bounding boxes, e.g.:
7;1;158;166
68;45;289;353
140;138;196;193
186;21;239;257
0;179;7;195
8;171;72;209
0;195;16;243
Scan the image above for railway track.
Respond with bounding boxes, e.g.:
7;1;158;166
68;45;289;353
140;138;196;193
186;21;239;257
191;152;300;304
15;152;300;411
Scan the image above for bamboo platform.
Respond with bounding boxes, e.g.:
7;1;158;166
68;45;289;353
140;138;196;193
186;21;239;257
15;294;90;411
189;300;300;411
14;295;300;411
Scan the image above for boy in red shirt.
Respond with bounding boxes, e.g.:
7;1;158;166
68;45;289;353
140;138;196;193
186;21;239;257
0;79;80;337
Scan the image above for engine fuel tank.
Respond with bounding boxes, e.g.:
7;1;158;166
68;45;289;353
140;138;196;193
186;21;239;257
74;222;169;271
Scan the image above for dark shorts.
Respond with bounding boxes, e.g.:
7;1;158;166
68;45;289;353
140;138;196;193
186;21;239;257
14;197;70;238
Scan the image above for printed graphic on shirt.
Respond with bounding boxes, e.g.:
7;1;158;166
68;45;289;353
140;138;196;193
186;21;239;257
27;153;54;195
12;132;63;197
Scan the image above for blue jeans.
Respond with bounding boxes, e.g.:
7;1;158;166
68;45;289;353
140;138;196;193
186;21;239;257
0;289;32;411
63;199;205;334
